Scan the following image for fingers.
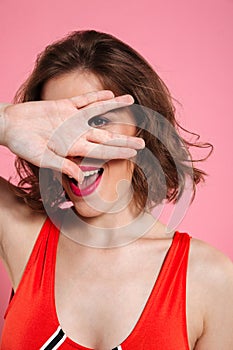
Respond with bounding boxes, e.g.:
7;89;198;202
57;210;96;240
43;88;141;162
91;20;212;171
62;158;84;183
73;94;134;125
69;142;137;160
47;120;145;161
85;128;145;149
80;94;134;116
70;90;115;109
40;149;84;183
87;144;138;159
42;93;140;172
70;92;134;111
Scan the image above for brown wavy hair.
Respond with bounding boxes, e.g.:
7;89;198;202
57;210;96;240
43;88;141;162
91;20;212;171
11;30;213;212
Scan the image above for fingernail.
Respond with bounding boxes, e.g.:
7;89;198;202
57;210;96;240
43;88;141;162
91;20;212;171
117;95;134;103
129;149;137;157
137;139;145;149
105;90;114;97
79;172;84;184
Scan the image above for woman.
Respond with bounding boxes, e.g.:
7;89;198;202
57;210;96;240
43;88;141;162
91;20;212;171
0;30;232;350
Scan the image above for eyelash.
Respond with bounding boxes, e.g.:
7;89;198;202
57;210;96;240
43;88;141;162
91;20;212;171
88;116;110;128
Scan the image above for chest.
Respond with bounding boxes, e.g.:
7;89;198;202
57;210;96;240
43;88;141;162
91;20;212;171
55;239;166;349
53;236;198;349
3;231;201;350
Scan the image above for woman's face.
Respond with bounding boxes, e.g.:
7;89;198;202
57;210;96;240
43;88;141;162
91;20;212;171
42;71;137;217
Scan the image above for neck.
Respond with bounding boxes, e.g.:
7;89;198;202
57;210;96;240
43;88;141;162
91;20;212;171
59;202;157;248
80;200;141;228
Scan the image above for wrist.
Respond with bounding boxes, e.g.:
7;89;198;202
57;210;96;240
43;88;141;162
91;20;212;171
0;103;12;146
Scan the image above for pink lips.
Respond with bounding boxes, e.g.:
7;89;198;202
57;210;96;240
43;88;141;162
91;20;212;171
69;166;103;197
79;166;101;171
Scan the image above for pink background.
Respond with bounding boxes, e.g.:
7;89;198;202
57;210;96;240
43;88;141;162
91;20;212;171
0;0;232;335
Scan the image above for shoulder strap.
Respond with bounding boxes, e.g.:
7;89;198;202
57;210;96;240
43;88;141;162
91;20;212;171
4;217;60;319
123;231;191;349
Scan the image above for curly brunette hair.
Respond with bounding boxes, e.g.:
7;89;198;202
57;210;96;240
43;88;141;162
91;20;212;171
11;30;212;212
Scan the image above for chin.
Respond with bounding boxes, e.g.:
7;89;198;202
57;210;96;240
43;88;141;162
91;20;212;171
62;173;133;218
72;203;105;218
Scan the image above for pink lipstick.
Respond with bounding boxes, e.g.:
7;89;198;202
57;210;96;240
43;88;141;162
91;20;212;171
68;166;104;197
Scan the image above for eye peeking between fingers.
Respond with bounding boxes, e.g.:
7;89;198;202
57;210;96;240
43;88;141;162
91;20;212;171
88;115;110;128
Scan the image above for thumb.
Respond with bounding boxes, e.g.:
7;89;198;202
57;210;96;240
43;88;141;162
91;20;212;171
40;149;84;183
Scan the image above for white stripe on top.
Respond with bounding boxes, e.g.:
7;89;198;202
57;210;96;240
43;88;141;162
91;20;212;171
40;326;66;350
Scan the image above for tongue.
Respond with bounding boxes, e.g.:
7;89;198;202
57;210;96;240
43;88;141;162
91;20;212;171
78;172;100;190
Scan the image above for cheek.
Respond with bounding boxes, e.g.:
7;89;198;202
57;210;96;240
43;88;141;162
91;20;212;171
106;159;134;181
100;160;134;204
120;124;136;137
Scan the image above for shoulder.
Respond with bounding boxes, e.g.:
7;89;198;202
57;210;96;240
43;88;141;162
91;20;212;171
189;237;233;284
0;176;45;239
187;238;233;348
188;237;233;301
0;177;32;222
0;177;47;288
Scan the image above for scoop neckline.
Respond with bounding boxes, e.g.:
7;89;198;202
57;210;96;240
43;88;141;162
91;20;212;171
49;219;179;349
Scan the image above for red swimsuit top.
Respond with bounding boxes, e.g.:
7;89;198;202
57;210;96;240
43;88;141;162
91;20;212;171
0;217;191;350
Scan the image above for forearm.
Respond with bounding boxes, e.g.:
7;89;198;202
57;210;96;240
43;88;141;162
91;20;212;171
0;103;11;146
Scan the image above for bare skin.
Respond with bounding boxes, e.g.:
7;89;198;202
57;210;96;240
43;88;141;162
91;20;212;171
1;185;233;349
0;72;233;349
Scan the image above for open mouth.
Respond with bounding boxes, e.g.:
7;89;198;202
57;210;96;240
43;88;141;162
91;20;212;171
68;167;104;197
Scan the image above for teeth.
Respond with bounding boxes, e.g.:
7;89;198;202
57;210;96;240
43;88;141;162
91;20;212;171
68;169;102;182
83;169;99;177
